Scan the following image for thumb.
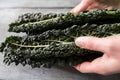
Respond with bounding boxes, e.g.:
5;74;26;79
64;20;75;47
75;36;108;53
71;0;94;14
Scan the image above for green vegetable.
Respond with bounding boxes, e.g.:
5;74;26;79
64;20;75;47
1;9;120;68
0;36;102;68
9;13;65;27
13;23;120;43
9;9;120;35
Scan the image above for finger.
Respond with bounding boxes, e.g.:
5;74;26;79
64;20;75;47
71;0;95;14
106;6;113;10
86;2;106;10
74;56;110;75
75;36;109;53
74;62;94;73
86;2;100;10
86;8;99;11
87;3;113;10
74;62;103;74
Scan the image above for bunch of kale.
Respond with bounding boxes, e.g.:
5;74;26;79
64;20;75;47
1;9;120;68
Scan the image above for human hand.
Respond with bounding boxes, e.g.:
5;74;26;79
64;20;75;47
71;0;120;14
74;35;120;75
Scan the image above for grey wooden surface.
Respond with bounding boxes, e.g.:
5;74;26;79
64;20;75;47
0;0;80;8
0;0;120;80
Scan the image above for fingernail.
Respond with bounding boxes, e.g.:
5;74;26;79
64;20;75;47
73;8;77;13
70;9;74;13
75;37;87;48
70;8;79;14
74;65;80;71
